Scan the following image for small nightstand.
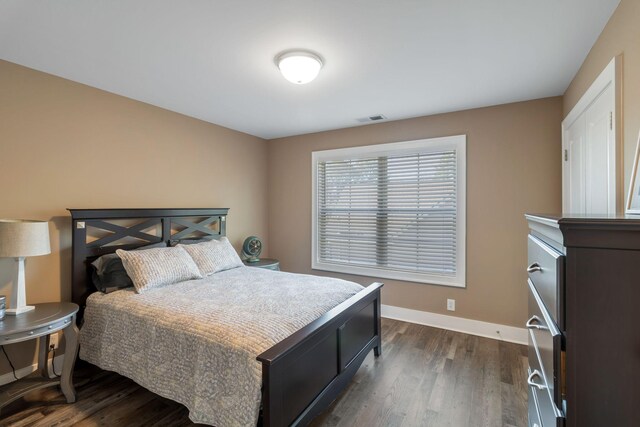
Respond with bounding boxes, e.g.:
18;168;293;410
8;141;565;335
0;302;79;414
243;258;280;271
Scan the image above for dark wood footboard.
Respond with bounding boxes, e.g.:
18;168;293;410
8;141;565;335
257;282;383;427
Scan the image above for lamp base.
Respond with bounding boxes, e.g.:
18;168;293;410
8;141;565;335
6;305;35;316
7;257;34;316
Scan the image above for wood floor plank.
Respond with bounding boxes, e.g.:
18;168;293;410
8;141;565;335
1;319;527;427
29;379;139;427
0;412;44;427
468;336;501;427
500;341;529;427
73;387;159;427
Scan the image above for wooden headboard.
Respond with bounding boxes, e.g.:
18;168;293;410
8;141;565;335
68;208;229;316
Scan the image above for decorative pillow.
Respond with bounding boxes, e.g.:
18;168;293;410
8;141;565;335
116;246;203;293
91;242;167;293
178;237;243;276
168;236;215;247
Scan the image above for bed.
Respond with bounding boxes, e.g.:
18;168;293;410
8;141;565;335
69;208;383;427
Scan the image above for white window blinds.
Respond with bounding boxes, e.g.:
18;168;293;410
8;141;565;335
312;136;466;287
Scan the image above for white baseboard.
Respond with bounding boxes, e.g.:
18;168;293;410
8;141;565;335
0;354;65;386
381;304;527;345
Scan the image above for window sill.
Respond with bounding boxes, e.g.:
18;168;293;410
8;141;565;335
312;261;465;288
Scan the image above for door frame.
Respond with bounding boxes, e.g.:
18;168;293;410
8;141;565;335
562;56;623;214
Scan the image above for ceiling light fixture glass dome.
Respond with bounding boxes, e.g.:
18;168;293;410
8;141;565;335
276;51;323;84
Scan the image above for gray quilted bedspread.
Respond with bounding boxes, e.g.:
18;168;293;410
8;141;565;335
79;266;363;426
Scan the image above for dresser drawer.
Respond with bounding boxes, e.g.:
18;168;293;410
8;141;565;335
527;234;565;327
527;278;564;409
528;382;543;427
528;357;564;427
527;367;566;427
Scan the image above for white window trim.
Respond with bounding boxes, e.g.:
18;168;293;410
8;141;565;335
311;135;466;287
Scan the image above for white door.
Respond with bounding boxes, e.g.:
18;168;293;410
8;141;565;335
584;87;614;214
565;114;586;213
562;58;619;215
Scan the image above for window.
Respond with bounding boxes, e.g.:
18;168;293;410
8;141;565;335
312;135;466;287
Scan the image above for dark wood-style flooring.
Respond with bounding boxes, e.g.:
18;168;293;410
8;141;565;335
0;318;527;427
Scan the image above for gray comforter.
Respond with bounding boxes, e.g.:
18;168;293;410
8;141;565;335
79;266;364;426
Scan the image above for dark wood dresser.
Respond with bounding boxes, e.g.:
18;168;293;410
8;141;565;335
525;214;640;427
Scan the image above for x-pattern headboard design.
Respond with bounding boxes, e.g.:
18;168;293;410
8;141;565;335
85;218;164;248
68;208;229;316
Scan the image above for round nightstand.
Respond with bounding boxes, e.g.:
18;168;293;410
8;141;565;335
0;302;79;413
243;258;280;271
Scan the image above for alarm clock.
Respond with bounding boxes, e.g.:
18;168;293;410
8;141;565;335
242;236;262;262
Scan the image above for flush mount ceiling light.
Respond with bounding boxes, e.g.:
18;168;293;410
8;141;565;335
276;51;323;84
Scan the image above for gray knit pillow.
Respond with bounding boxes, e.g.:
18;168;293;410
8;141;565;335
116;246;203;293
178;237;243;276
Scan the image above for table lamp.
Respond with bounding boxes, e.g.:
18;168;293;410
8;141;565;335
0;219;51;315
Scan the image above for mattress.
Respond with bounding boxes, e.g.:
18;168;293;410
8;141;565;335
79;266;363;426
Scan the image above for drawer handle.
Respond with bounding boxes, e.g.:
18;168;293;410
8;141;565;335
525;315;548;330
527;263;543;273
527;370;547;390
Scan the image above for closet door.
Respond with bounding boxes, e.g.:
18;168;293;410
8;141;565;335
584;85;614;214
565;114;586;214
562;57;619;215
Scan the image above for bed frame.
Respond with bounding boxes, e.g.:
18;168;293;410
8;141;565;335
68;208;383;427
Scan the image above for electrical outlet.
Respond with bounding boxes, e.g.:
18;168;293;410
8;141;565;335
49;334;59;350
447;299;455;311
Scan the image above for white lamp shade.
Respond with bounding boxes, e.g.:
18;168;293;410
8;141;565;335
0;219;51;258
277;52;323;84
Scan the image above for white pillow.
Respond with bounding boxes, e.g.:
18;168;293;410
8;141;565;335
116;246;203;293
178;237;243;276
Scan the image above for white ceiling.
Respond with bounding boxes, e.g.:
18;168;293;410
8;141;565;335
0;0;620;139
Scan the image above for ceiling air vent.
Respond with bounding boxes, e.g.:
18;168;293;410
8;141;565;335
356;114;387;123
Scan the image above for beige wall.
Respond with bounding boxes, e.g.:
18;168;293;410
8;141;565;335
0;58;566;379
268;97;562;328
6;1;630;377
0;60;268;375
563;0;640;196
